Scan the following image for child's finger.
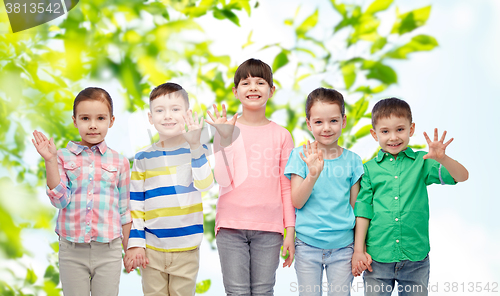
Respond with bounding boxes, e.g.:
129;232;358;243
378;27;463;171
440;130;447;143
302;145;308;158
433;128;438;141
444;137;454;147
204;119;215;126
213;104;221;118
423;132;431;144
206;110;216;122
299;152;307;162
230;112;238;125
222;104;227;118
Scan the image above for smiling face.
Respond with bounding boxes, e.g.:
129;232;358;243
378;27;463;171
232;76;275;111
306;101;346;150
72;100;114;148
370;115;415;157
148;93;188;141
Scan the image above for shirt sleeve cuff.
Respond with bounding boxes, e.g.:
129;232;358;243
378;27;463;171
121;211;132;225
354;202;373;219
46;182;66;199
190;145;205;159
439;164;457;185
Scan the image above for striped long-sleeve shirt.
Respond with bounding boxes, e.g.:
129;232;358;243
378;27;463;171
46;141;132;243
128;142;213;252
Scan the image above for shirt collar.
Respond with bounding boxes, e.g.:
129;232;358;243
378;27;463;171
67;141;108;155
375;147;416;162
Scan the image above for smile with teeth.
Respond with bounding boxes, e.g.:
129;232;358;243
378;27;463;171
247;95;261;100
162;123;176;126
388;143;402;147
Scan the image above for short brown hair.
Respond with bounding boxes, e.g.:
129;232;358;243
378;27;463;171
149;82;189;108
371;97;412;127
234;58;273;87
73;87;113;116
306;87;345;119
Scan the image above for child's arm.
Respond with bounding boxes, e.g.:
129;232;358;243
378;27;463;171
349;180;360;209
32;130;60;189
205;104;239;188
352;217;372;276
282;226;295;268
423;128;468;182
118;156;133;250
126;156;149;272
291;141;323;209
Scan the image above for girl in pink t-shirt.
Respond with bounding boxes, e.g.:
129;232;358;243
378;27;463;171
206;58;295;295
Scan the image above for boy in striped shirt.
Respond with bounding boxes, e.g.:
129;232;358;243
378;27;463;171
124;83;214;296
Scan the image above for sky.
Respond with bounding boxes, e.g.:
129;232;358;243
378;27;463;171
5;0;500;295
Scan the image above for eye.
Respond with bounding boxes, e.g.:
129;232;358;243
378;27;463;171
156;109;163;113
82;117;89;120
315;121;322;124
331;119;338;123
173;108;180;112
99;117;105;120
381;130;388;134
398;128;404;132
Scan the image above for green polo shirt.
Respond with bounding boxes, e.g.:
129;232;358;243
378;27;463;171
354;148;456;263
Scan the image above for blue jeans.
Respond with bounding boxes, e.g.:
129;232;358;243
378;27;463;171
294;238;354;296
363;255;430;296
216;228;283;296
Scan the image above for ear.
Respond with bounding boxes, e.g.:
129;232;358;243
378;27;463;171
148;111;153;125
409;122;415;137
72;116;77;128
341;114;347;129
109;116;115;128
370;128;378;141
269;85;276;98
306;118;312;131
232;87;238;97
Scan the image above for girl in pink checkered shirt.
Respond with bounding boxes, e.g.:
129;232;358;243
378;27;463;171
32;87;132;296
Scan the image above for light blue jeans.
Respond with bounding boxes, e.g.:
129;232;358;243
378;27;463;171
216;228;283;296
363;255;430;296
294;238;354;296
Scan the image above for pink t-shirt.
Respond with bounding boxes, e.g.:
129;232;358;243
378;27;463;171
214;121;295;235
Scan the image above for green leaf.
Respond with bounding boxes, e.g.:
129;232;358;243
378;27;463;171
362;61;397;84
43;265;59;285
49;241;59;253
242;30;254;49
296;9;318;39
330;0;347;17
365;0;393;15
213;8;240;26
384;34;438;59
195;279;211;293
371;37;387;53
272;51;289;73
391;6;431;35
24;268;37;285
341;63;356;89
354;124;372;139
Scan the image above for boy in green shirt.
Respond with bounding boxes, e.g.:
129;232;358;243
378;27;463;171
352;98;468;295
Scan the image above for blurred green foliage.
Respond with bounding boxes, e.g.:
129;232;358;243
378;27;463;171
0;0;436;294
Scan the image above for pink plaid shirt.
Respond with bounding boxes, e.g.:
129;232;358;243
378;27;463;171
46;141;132;243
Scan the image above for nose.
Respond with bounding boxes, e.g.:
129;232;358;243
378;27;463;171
89;119;97;129
389;132;398;140
249;82;257;91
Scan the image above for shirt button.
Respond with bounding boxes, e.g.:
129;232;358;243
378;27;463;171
396;240;400;243
390;158;393;161
90;164;93;168
395;196;398;200
90;178;92;181
395;218;399;221
87;207;90;210
87;222;90;225
395;176;398;179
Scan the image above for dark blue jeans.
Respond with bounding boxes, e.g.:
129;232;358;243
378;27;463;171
363;255;430;296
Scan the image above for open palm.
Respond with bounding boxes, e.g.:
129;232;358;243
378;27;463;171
182;109;203;147
32;130;57;161
205;103;238;140
299;141;324;178
423;128;453;161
